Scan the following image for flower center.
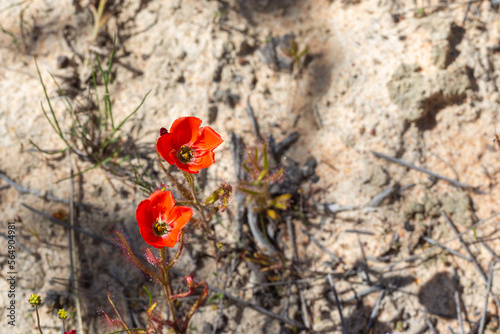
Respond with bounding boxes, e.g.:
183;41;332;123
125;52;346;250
154;218;170;235
178;145;195;163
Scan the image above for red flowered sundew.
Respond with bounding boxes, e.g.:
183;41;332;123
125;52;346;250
136;190;193;248
156;117;223;174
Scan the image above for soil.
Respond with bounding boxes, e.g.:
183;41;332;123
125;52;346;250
1;0;500;333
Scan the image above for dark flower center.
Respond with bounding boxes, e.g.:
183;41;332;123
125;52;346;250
178;145;195;163
154;218;170;235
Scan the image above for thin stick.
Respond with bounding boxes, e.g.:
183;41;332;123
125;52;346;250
376;212;500;272
442;212;500;308
344;229;375;236
22;203;114;246
327;274;347;334
301;228;342;264
455;290;464;334
423;236;472;262
67;152;84;334
343;285;383;303
358;236;372;285
298;290;311;329
371;150;482;193
286;216;298;264
367;289;385;330
478;260;495;334
367;186;396;207
208;285;307;329
0;171;88;208
246;99;263;142
425;316;437;334
480;239;500;263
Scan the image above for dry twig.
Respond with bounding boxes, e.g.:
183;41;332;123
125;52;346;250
478;260;495;334
442;212;500;309
371;151;483;193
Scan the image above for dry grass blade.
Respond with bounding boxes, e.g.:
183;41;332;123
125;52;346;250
442;212;500;309
455;290;464;334
478;260;495;334
371;150;483;193
21;203;114;246
423;236;472;262
366;289;385;330
67;152;84;333
209;285;308;330
246;99;263;142
0;171;89;208
301;228;342;264
327;274;347;334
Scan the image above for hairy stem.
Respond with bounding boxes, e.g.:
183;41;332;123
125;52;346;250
160;247;179;333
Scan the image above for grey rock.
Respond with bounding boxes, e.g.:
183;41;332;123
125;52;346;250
404;201;425;220
441;191;477;226
431;40;452;69
367;165;390;187
423;195;442;217
434;64;473;102
388;63;474;123
387;63;432;122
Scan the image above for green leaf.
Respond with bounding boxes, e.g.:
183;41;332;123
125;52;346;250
142;285;152;307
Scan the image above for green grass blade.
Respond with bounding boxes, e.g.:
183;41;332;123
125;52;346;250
95;54;109;129
100;90;151;152
35;58;74;151
142;285;152;307
29;140;68;155
56;155;113;183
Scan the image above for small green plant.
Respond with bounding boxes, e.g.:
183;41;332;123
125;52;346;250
33;48;150;183
0;0;35;53
237;143;289;221
283;39;309;70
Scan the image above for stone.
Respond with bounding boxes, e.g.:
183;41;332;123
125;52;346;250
441;191;477;226
404;201;425;220
387;63;432;122
431;40;452;69
434;64;473;102
423;195;442;217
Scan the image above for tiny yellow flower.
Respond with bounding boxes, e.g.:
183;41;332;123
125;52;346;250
28;294;42;307
58;308;69;320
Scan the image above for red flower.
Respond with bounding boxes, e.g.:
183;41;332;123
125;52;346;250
157;117;223;174
64;331;76;334
136;190;193;248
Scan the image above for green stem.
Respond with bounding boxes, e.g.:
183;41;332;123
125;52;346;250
35;306;43;334
181;170;207;223
166;231;184;271
181;170;219;259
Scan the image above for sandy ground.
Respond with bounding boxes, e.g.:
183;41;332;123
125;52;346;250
1;0;500;333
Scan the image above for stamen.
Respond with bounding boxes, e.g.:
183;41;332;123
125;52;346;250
154;217;170;235
178;146;195;163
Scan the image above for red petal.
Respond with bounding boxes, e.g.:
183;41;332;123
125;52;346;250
192;127;223;151
170;117;202;145
156;133;178;165
167;206;193;231
150;190;175;214
171;155;200;174
192;151;216;170
136;199;162;247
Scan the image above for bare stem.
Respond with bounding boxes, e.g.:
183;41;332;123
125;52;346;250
35;306;44;334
